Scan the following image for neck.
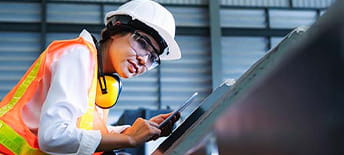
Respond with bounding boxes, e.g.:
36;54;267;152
100;41;112;74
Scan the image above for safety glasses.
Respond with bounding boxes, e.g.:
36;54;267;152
129;31;160;70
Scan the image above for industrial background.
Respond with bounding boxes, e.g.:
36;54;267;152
0;0;336;154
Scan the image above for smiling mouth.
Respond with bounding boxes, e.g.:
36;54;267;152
128;60;139;74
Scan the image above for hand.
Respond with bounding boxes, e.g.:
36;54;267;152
121;118;161;147
150;112;181;137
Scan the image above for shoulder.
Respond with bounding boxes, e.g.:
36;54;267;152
59;44;95;67
48;43;94;70
45;38;97;71
47;37;96;59
49;43;96;87
61;44;92;60
64;44;91;57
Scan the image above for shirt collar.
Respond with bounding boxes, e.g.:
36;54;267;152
79;29;96;47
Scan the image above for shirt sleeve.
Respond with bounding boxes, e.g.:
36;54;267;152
38;45;101;155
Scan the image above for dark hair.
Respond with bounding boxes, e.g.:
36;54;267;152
100;24;134;43
102;15;167;55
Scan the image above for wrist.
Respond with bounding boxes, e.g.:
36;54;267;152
127;135;137;147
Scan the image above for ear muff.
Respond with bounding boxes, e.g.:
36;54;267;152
95;74;122;109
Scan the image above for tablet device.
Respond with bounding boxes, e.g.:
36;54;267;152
158;92;198;129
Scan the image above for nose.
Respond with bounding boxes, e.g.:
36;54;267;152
136;55;148;66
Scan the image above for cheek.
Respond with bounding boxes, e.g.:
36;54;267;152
109;42;124;61
108;44;131;77
108;39;133;62
109;47;124;70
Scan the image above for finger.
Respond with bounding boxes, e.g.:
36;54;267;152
148;120;160;128
169;115;179;125
151;128;161;140
174;112;181;121
147;135;159;141
160;124;173;137
146;128;161;141
150;117;164;124
159;113;173;119
151;133;160;140
146;132;160;142
147;121;161;135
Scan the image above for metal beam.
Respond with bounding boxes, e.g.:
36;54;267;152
209;0;222;90
265;8;272;50
222;28;292;37
0;22;294;38
0;0;330;10
41;0;47;51
0;22;40;32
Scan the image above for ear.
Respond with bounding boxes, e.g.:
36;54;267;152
110;35;117;40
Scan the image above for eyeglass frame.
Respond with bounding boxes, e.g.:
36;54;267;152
105;15;168;55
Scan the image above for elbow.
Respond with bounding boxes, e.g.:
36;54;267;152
38;123;80;153
38;133;59;153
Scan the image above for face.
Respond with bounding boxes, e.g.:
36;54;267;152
102;31;160;78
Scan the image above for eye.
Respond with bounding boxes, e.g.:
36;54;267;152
136;38;149;50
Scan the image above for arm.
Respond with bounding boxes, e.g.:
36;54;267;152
38;44;162;153
98;111;180;152
97;117;161;151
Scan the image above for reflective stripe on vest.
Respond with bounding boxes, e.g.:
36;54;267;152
0;37;98;154
0;120;44;155
0;55;42;117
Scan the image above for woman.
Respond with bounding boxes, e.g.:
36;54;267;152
0;0;181;154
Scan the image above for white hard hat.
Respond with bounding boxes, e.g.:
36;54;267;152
105;0;181;60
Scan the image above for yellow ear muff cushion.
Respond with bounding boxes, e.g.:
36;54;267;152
95;75;121;109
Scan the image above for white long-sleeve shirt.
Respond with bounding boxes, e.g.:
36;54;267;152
21;30;129;155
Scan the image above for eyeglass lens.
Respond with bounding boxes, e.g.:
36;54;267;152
129;32;160;70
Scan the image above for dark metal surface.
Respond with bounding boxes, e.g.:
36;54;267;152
152;26;306;154
214;1;344;154
153;0;344;154
152;84;229;155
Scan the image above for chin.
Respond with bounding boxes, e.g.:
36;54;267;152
116;71;129;78
116;66;131;78
122;71;138;79
121;74;131;79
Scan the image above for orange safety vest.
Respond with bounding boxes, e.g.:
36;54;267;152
0;37;108;155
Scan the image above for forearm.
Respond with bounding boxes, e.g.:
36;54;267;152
96;133;136;151
97;117;164;152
